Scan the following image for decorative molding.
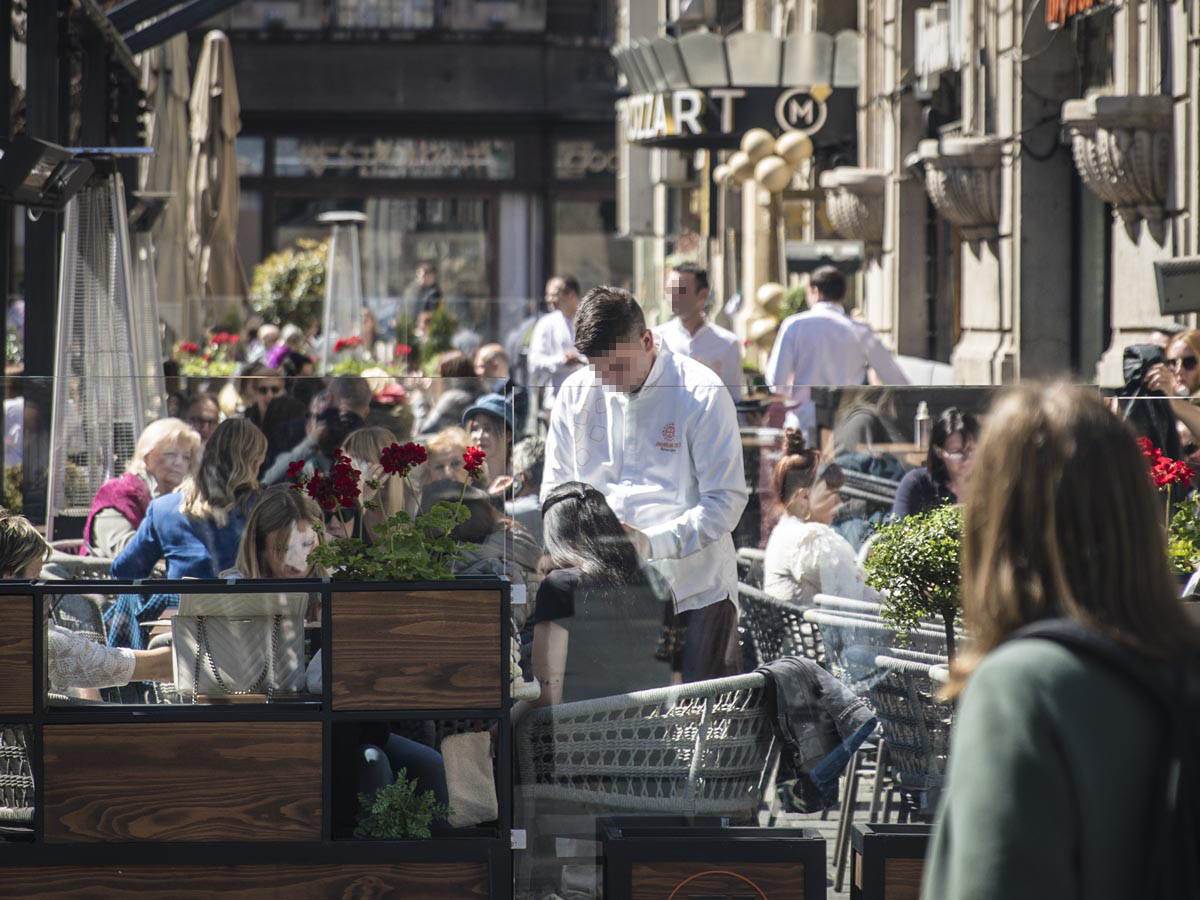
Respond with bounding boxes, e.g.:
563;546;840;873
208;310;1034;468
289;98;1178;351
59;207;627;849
818;167;888;249
916;136;1005;240
1061;94;1172;234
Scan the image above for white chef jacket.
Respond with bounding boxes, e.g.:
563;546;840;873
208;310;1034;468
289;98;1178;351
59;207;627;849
653;317;745;401
765;301;909;432
527;309;584;405
541;348;748;613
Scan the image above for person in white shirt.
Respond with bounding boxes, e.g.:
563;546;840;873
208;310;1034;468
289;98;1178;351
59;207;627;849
541;287;749;683
654;263;745;401
766;265;909;441
528;274;585;410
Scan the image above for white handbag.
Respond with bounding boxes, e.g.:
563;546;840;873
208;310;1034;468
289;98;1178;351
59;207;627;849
171;593;308;702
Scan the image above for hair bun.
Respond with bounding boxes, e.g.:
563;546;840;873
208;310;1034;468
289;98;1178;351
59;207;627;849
783;428;808;457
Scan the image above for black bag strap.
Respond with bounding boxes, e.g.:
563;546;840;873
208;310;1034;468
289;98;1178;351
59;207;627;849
1008;619;1199;900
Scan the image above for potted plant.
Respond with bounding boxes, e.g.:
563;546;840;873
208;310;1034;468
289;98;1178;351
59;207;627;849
173;332;240;378
864;504;963;659
354;769;452;840
248;238;327;335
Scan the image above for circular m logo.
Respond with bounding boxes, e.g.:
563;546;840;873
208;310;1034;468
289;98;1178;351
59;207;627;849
775;86;830;135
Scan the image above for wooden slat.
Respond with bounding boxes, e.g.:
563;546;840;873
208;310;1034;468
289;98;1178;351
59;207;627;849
331;590;502;710
0;595;33;715
884;858;925;900
43;723;322;842
0;863;489;898
629;862;807;899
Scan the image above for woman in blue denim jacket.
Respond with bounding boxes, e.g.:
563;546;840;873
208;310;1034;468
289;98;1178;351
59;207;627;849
106;419;266;648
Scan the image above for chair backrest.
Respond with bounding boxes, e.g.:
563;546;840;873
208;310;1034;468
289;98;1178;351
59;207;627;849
49;593;107;645
517;673;775;819
814;593;883;615
802;609;907;696
738;583;825;667
43;552;115;580
0;725;34;826
737;547;767;589
869;655;955;800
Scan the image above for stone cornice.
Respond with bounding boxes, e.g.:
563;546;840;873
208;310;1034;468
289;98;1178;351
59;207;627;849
818;167;889;249
916;136;1006;240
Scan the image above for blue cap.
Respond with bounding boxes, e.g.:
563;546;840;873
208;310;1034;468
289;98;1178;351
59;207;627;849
462;393;514;432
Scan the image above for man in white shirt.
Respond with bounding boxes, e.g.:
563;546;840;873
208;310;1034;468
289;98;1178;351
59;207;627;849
766;265;909;441
654;263;745;401
528;274;585;410
541;287;749;683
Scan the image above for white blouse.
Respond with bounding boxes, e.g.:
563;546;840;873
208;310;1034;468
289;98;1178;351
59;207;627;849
763;516;866;609
47;625;136;693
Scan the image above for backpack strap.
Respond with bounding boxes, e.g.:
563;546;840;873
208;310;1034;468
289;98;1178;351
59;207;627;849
1008;619;1199;900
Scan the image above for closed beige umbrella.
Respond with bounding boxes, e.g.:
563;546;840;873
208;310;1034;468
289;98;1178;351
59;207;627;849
138;33;190;346
187;30;249;336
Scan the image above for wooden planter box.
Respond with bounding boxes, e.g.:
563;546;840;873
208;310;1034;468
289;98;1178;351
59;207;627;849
850;823;931;900
600;817;827;900
0;579;512;898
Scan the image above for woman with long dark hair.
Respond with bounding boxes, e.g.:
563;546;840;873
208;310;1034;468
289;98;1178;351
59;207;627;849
921;384;1200;899
526;481;673;706
892;406;979;518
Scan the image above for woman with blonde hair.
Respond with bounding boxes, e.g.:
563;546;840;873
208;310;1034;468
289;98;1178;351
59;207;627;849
922;383;1200;900
341;426;414;541
226;485;325;580
112;418;266;581
81;418;201;558
0;515;173;692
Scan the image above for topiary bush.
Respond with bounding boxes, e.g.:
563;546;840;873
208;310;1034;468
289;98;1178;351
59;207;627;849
248;239;327;333
864;504;963;659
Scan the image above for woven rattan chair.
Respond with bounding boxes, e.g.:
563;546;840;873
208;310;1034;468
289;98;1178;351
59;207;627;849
814;593;884;615
869;655;955;822
736;547;767;589
0;726;33;832
738;583;825;667
43;551;114;580
516;673;776;820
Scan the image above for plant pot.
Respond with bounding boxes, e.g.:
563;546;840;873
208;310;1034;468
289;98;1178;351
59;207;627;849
850;822;931;900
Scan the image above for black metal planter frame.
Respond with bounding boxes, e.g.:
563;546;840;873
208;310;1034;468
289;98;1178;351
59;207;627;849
0;577;513;898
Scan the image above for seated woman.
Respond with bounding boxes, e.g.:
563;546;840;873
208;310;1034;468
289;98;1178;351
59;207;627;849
462;394;514;496
107;419;267;648
82;418;200;558
419;480;541;627
892;406;979;519
763;430;865;609
341;425;415;542
526;482;674;707
410;427;472;493
0;515;172;694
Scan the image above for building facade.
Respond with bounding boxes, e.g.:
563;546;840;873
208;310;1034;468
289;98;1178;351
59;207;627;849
205;0;625;343
617;0;1200;385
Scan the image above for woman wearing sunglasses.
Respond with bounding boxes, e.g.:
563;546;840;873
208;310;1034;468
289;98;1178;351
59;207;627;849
892;407;980;519
1166;330;1200;396
1143;331;1200;468
763;429;866;610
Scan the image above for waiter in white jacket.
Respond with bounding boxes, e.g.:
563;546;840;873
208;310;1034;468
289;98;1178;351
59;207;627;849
541;287;749;682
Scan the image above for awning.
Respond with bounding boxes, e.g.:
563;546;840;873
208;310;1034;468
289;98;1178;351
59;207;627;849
109;0;250;54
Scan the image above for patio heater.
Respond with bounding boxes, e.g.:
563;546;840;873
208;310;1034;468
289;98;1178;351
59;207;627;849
46;155;155;542
319;211;367;373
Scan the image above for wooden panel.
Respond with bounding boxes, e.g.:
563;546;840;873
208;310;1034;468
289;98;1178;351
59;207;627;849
884;858;925;900
630;862;807;899
331;590;501;710
0;595;33;715
0;863;489;898
43;723;322;842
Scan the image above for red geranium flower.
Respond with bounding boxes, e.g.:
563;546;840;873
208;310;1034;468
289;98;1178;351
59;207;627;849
394;343;413;358
334;335;363;353
285;460;307;482
178;341;201;355
305;472;338;513
462;446;487;479
381;442;427;477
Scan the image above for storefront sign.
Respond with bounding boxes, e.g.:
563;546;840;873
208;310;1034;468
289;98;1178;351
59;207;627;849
274;137;516;180
555;140;618;181
621;85;851;150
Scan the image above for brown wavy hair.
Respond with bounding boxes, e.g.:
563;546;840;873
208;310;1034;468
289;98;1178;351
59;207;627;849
948;382;1200;698
771;429;824;506
179;418;267;526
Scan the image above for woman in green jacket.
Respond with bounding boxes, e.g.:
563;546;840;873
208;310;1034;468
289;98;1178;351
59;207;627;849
922;383;1200;900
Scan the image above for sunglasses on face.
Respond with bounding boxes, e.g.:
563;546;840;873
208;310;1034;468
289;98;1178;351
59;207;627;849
257;384;285;396
1169;356;1199;372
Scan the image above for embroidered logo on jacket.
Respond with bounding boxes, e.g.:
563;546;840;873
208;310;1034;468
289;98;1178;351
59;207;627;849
656;422;681;452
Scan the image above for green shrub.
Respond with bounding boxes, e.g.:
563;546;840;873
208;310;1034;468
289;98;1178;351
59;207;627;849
248;239;327;333
354;769;452;840
864;504;963;658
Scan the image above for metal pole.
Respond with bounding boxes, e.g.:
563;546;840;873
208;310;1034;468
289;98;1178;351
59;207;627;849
0;0;11;511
